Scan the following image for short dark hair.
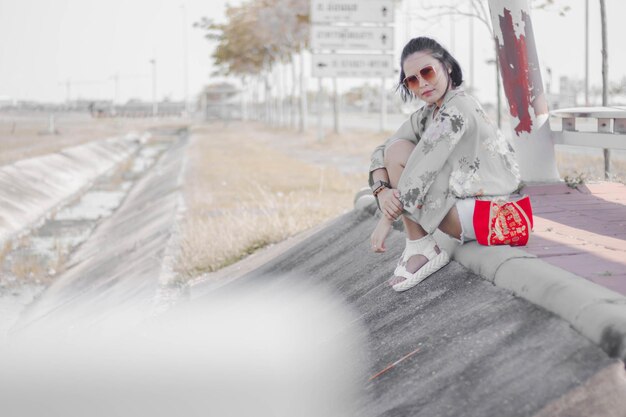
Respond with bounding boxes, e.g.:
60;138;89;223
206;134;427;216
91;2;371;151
397;37;463;102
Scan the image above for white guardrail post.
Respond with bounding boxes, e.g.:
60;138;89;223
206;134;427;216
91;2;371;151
551;107;626;158
488;0;561;183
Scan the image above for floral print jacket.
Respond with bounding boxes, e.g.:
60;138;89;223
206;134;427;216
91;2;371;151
369;87;521;233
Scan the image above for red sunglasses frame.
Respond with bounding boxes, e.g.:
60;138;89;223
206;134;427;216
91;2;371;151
402;65;438;89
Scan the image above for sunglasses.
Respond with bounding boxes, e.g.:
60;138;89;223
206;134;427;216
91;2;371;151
402;65;438;89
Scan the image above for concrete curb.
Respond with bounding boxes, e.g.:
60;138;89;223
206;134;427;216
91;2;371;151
442;226;626;363
453;241;626;361
355;194;626;362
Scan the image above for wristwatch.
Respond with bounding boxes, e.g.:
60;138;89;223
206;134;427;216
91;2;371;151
371;180;390;197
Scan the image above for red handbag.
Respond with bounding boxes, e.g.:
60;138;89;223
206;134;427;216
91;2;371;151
473;196;533;246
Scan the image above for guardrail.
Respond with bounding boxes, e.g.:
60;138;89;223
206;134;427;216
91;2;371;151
550;106;626;178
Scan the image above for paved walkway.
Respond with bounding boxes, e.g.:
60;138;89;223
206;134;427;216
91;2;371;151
524;182;626;296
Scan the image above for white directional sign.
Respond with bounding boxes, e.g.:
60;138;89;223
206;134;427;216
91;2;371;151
311;0;394;23
312;53;395;78
311;26;394;51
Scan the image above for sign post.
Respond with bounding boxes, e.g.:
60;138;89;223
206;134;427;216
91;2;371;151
310;0;395;140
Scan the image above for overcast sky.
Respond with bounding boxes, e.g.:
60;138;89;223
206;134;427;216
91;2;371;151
0;0;624;106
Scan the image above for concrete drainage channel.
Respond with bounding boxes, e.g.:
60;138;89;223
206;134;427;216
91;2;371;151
0;127;188;338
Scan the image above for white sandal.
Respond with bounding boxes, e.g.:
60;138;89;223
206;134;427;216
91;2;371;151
392;235;450;292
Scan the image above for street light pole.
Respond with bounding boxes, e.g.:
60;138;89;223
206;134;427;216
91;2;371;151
181;4;189;114
65;79;71;104
585;0;589;106
111;72;120;116
150;58;158;117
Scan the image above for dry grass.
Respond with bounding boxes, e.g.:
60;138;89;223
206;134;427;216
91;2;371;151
9;253;45;281
0;241;12;266
177;121;371;279
0;111;187;166
555;148;626;184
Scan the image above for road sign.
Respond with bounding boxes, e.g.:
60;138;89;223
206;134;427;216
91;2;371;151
311;0;394;23
311;26;394;51
312;53;395;78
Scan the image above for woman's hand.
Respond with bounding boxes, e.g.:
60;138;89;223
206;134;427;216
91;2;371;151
377;188;403;221
371;217;393;253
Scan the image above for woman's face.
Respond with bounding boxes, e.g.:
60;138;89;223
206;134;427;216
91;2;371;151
402;51;451;107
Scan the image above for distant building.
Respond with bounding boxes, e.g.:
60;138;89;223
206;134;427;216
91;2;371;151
200;83;241;121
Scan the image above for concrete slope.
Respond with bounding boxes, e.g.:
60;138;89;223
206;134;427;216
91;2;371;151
0;135;140;246
13;134;186;336
192;209;626;417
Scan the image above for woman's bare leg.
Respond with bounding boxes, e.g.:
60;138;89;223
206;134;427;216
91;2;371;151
438;205;462;240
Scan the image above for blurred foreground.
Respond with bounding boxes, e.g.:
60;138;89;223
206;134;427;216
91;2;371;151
1;282;367;417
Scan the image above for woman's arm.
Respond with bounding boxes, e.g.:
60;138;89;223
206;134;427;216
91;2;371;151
368;112;423;220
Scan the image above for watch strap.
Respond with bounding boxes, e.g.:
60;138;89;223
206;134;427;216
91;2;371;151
372;180;390;197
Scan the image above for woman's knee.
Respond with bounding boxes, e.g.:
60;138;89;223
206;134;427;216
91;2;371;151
384;140;415;168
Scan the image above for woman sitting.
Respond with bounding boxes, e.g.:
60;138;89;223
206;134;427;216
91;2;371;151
369;37;521;292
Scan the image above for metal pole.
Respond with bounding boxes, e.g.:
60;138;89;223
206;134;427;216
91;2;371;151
114;73;119;105
469;13;474;91
585;0;589;106
279;64;286;127
241;79;247;121
488;0;560;183
265;75;272;124
380;77;387;132
290;58;296;129
299;48;308;132
150;58;158;117
332;77;339;134
317;77;324;141
181;4;189;114
496;54;502;129
600;0;608;107
600;0;610;179
109;73;119;116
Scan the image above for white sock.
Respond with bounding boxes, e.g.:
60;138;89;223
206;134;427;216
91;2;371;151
405;234;432;252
